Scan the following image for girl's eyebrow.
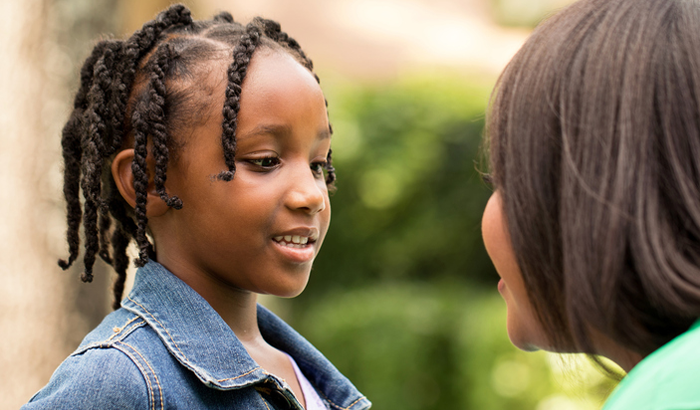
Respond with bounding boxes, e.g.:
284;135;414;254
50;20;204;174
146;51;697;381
318;128;332;140
238;124;290;141
237;124;331;141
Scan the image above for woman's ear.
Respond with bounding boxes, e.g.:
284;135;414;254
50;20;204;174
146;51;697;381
111;149;170;217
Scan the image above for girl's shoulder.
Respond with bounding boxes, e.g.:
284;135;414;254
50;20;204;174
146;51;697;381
23;347;151;409
22;309;163;409
603;320;700;410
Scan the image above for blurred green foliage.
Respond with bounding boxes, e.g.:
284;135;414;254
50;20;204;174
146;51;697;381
288;75;618;410
297;283;615;410
489;0;574;28
306;76;497;294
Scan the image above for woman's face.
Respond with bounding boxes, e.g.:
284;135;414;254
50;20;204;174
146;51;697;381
481;191;549;351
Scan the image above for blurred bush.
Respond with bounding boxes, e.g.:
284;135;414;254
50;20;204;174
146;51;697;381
306;75;497;294
489;0;575;28
289;75;618;409
297;283;616;410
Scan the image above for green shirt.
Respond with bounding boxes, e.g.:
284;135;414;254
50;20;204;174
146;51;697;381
603;320;700;410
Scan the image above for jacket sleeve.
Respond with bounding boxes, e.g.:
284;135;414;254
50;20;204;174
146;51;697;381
22;346;151;410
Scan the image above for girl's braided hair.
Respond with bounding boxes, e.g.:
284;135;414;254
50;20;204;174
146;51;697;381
58;4;335;309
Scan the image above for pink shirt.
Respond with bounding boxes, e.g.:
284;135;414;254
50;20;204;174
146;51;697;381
286;353;327;410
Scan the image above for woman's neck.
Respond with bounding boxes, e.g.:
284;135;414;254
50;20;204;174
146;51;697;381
605;349;643;373
591;331;644;373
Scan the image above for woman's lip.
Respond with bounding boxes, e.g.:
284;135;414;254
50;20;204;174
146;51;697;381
272;239;316;263
498;278;506;293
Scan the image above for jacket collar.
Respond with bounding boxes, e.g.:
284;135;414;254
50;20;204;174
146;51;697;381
122;261;370;409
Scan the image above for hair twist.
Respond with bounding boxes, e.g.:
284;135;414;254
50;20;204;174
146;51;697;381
148;43;183;209
218;24;261;181
59;40;120;270
130;101;152;267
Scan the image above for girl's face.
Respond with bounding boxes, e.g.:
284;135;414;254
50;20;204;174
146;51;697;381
481;191;548;351
151;49;331;300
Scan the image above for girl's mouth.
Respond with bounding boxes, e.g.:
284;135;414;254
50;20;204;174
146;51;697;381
272;233;318;248
271;235;318;263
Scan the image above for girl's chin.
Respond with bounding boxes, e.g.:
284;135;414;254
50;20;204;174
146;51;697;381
260;278;311;299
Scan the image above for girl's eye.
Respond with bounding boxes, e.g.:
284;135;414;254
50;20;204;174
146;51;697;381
311;162;326;177
249;157;280;168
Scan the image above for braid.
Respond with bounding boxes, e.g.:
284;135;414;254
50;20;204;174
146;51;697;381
213;11;234;23
130;102;151;267
107;179;137;300
59;5;192;282
96;65;118;267
79;45;121;282
251;17;337;186
107;48;128;156
122;4;192;88
98;201;113;265
108;178;138;238
252;17;313;71
122;5;193;268
58;114;84;271
149;43;183;209
59;40;119;270
110;227;131;309
218;24;261;181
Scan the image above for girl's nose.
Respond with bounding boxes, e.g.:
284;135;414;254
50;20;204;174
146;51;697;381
285;164;326;215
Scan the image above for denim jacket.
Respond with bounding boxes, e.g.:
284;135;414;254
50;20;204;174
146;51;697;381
23;262;371;410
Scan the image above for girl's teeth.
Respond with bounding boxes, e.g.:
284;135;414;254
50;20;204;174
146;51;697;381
274;235;311;247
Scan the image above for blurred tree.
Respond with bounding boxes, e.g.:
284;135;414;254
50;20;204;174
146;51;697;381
51;0;121;335
490;0;574;28
297;282;617;410
0;0;119;408
303;75;497;298
119;0;208;35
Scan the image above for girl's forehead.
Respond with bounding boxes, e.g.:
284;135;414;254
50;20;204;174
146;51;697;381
175;48;327;144
239;51;326;115
183;48;319;104
245;50;321;92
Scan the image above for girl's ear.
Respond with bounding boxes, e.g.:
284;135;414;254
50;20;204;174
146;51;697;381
111;149;170;217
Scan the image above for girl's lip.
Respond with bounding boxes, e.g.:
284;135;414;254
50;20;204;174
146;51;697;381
271;238;316;263
273;227;320;241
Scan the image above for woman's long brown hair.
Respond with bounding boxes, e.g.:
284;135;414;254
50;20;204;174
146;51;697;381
486;0;700;358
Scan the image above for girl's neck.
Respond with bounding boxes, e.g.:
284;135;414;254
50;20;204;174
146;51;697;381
213;290;262;343
156;257;264;343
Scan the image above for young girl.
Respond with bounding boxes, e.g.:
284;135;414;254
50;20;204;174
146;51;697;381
482;0;700;408
23;5;370;410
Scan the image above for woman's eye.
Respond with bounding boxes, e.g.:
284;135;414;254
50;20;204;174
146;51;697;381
249;157;280;168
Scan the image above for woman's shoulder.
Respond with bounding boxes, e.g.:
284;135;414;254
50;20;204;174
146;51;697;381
604;320;700;410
